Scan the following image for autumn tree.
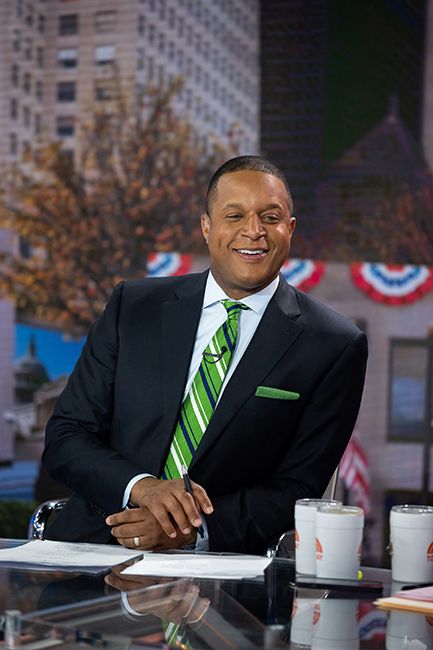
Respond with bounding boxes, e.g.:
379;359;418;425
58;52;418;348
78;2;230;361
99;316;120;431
0;79;236;335
322;175;433;264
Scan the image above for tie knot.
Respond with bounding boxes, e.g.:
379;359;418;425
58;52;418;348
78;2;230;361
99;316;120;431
222;300;249;319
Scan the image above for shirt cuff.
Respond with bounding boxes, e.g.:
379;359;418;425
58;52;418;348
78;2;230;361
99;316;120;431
122;473;155;508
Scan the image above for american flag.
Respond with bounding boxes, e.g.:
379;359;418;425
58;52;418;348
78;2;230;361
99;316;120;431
339;433;371;514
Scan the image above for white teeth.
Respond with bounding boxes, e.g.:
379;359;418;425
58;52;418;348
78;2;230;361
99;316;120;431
238;249;264;255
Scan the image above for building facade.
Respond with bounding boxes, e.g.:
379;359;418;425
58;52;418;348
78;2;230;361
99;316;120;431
0;0;260;163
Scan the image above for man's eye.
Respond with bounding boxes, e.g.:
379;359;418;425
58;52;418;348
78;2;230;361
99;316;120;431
226;214;242;220
262;214;280;223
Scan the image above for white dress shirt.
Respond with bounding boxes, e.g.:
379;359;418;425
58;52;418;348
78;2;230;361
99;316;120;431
122;271;280;548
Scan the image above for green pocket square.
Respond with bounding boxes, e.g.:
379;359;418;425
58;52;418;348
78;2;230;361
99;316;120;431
255;386;300;400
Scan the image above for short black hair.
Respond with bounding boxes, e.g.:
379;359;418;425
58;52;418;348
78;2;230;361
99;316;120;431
205;155;294;214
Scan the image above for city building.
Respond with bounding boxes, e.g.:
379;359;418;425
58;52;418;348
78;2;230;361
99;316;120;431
0;0;260;164
260;0;326;239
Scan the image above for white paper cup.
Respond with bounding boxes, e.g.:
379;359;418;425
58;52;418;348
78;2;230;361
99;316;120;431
290;592;321;646
295;498;341;575
390;505;433;583
311;598;360;650
386;610;433;650
316;505;364;580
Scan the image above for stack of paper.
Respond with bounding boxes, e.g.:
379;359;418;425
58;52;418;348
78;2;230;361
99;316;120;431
122;553;271;580
0;540;142;573
375;586;433;614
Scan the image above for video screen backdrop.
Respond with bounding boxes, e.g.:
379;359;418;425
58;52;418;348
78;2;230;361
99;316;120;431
0;0;432;564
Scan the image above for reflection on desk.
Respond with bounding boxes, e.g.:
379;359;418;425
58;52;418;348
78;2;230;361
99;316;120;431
1;538;433;649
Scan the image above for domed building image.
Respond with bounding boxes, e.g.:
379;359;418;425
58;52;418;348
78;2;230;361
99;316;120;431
14;335;49;406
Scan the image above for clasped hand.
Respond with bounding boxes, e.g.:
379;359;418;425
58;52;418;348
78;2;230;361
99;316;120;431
106;477;213;550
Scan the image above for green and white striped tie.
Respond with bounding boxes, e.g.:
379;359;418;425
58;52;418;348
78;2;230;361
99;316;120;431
162;300;249;479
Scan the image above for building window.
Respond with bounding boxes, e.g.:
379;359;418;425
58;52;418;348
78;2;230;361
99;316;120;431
59;14;79;36
38;14;45;33
388;338;433;441
57;81;76;102
23;72;31;94
11;64;19;87
9;133;17;155
168;7;175;29
10;98;18;120
36;80;43;101
147;57;154;81
138;15;145;36
148;24;155;45
12;29;20;52
35;114;42;135
158;33;165;53
94;10;116;33
26;4;33;26
58;48;77;68
94;82;112;101
23;106;31;128
56;115;75;137
95;45;115;65
36;47;44;68
24;38;32;60
15;0;22;18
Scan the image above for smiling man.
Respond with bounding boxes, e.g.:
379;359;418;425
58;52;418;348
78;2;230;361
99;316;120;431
43;156;367;554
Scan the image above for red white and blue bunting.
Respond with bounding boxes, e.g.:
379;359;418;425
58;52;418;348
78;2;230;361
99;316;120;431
281;259;326;292
351;263;433;306
147;253;192;277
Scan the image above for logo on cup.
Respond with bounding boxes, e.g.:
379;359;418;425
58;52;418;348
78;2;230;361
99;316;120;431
313;603;320;626
295;528;300;549
427;541;433;562
316;537;323;561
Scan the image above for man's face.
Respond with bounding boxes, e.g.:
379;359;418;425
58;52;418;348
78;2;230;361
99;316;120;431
201;170;296;299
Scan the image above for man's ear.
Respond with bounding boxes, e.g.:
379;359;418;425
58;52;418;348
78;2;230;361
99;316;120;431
201;213;210;243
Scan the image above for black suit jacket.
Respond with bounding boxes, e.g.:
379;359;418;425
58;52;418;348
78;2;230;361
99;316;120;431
43;271;367;554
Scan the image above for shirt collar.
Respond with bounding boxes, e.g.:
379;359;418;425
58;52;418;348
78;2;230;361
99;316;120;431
203;271;280;316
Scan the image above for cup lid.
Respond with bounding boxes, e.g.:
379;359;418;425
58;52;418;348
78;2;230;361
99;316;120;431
295;499;341;521
391;504;433;515
316;505;364;528
390;504;433;528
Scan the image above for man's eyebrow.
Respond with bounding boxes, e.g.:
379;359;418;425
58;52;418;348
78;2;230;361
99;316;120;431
222;202;246;211
260;203;284;211
222;202;284;211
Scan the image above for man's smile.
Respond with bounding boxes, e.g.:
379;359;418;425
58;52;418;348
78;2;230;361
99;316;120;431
233;247;268;261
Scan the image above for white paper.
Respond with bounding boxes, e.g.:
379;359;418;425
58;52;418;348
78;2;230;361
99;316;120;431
121;553;272;579
0;540;141;568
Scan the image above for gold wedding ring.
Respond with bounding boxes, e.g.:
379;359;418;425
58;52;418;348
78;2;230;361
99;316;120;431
133;536;140;547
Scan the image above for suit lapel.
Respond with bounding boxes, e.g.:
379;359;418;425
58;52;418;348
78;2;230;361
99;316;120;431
190;278;303;469
160;273;207;457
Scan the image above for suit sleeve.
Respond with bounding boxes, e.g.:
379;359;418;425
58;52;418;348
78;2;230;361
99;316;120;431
43;282;145;514
206;330;368;554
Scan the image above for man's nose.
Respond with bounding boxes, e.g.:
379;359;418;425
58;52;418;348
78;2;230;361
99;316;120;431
242;213;266;237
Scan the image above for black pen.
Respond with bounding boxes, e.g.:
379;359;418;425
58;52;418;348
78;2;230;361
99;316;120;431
181;465;204;538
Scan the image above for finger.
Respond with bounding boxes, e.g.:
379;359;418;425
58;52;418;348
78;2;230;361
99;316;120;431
147;503;178;538
117;536;146;550
164;494;197;534
110;521;151;539
191;482;214;514
106;508;146;527
175;492;204;529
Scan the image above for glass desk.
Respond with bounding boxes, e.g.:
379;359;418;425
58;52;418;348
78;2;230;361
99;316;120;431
0;539;431;649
